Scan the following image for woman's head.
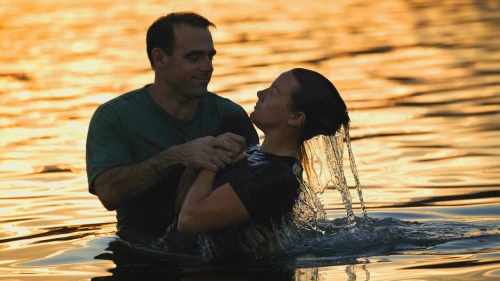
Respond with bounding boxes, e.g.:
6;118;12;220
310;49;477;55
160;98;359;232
250;71;302;133
250;68;349;143
289;68;349;142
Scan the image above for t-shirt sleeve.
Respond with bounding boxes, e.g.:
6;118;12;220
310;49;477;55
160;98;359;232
218;99;259;146
86;105;133;194
229;165;300;222
237;109;260;146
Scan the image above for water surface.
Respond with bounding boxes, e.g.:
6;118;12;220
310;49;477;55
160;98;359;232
1;0;499;280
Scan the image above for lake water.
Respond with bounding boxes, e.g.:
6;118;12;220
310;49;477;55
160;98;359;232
1;0;499;280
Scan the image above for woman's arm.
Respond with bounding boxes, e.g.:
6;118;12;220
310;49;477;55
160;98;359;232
177;169;250;234
175;167;200;213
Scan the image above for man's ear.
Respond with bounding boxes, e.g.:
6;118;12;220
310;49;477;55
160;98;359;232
151;48;167;68
288;112;306;126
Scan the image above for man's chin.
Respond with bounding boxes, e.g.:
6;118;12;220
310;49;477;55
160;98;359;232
191;90;208;98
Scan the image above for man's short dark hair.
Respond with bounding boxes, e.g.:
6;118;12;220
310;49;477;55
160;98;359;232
146;12;216;67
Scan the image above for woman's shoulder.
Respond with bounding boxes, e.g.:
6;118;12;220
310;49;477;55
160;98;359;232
244;144;261;155
245;146;301;169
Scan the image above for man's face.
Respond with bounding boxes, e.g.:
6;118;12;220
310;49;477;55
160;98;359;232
163;25;216;100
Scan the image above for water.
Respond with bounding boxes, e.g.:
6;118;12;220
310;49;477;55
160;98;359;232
1;0;499;280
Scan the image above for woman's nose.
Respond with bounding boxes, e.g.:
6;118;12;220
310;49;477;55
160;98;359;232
257;90;264;100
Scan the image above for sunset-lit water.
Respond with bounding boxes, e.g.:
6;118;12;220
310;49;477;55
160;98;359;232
1;0;499;280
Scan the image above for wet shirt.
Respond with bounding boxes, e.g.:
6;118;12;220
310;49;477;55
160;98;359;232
202;145;303;259
164;145;303;258
85;85;259;242
214;145;302;228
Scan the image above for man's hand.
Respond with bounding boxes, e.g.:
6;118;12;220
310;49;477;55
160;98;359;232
242;223;276;255
215;133;246;164
93;133;246;211
175;133;246;171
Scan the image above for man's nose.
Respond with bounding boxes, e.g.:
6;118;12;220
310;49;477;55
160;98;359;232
200;56;213;72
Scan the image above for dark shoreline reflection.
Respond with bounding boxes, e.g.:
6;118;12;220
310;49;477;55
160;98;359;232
92;239;373;281
92;240;297;281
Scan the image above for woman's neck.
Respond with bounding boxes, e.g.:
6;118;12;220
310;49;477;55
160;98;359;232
259;138;301;159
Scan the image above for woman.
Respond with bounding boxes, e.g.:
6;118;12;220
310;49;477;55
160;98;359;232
161;68;360;258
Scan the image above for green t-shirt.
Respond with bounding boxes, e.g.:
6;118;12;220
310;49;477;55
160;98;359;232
86;85;259;240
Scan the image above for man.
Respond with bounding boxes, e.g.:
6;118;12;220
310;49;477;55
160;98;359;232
86;12;259;245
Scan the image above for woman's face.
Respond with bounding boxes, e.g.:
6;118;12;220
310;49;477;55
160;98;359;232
250;71;299;131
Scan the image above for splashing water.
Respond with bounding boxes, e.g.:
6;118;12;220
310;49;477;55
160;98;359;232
271;216;500;261
151;125;500;262
345;125;369;220
268;125;377;258
256;125;373;258
152;125;374;260
302;124;369;226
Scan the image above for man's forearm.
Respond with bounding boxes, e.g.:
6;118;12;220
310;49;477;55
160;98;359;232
93;146;184;210
92;134;244;211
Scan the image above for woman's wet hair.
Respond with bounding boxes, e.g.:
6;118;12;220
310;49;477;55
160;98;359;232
289;69;368;226
146;12;216;67
289;68;350;142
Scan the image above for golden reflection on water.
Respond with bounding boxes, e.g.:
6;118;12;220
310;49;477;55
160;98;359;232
0;0;499;280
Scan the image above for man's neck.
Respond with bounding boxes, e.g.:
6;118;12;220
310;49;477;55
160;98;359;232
148;83;200;121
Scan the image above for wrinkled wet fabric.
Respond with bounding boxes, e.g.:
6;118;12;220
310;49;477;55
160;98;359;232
158;145;303;259
214;145;302;228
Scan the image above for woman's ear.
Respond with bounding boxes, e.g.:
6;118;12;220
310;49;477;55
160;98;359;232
288;112;306;126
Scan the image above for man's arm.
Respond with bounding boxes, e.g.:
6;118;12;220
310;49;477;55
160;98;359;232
93;135;244;211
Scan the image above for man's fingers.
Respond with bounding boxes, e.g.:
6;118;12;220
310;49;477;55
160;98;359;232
213;149;232;165
214;133;246;154
245;224;269;247
214;139;240;154
193;154;228;171
224;133;246;149
180;135;243;169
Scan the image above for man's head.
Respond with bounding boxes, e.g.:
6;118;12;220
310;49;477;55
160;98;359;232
146;12;216;68
147;12;217;101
